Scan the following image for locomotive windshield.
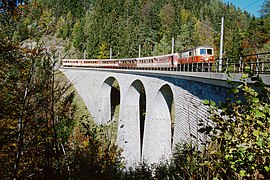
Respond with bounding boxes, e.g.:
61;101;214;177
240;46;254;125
207;48;213;55
200;48;213;55
200;49;207;55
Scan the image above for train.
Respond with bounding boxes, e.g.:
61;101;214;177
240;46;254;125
62;46;215;71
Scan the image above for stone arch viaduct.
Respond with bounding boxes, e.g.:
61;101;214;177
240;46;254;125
61;68;264;167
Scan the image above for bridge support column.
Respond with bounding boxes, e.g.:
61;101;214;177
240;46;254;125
117;80;145;167
142;85;173;164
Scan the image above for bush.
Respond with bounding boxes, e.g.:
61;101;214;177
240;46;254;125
201;73;270;179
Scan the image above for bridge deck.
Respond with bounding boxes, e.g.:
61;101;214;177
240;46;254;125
61;67;270;87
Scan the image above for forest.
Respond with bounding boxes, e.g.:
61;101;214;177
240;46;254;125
0;0;270;179
3;0;270;59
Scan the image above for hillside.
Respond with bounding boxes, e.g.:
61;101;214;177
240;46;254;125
5;0;270;60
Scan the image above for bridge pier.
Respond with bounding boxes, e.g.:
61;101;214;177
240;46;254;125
143;84;173;164
117;80;145;167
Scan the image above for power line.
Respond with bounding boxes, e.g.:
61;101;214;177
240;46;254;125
243;0;260;11
197;20;220;34
223;0;261;17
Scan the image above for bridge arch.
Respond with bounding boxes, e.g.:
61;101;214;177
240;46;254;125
143;84;174;164
97;76;120;124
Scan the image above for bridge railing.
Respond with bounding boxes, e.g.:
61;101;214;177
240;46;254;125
180;52;270;74
221;52;270;74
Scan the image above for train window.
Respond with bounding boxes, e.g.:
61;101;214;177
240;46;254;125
189;52;192;56
207;49;213;55
200;49;207;55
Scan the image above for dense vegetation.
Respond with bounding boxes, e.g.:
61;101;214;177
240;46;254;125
3;0;270;59
0;37;124;179
1;0;270;179
1;1;123;179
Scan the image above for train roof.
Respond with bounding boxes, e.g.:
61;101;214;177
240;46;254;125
178;46;213;53
63;58;135;61
135;53;179;60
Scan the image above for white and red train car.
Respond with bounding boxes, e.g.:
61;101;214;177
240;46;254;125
62;46;214;71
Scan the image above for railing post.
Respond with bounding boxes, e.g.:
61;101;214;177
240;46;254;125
256;54;259;74
226;58;228;72
239;56;242;73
